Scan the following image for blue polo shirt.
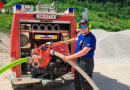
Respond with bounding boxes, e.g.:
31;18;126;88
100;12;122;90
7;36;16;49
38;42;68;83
75;32;96;58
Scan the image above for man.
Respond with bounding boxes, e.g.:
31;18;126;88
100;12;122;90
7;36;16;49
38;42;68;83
61;19;96;90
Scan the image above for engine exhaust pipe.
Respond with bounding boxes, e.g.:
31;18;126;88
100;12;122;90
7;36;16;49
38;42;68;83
32;24;39;31
50;50;99;90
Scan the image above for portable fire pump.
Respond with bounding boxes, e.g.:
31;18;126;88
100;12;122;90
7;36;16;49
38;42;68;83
10;1;77;88
29;42;71;79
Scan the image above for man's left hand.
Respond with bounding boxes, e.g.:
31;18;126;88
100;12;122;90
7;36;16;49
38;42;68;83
63;56;71;62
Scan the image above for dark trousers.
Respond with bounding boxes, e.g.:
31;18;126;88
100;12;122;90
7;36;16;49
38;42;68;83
74;57;94;90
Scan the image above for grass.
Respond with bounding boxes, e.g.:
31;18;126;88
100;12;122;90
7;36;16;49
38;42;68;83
0;14;13;34
0;4;129;34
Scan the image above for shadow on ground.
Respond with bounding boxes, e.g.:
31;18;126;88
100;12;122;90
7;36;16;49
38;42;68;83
14;72;129;90
93;72;129;90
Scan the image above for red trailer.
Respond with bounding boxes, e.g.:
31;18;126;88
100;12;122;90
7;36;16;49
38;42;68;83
10;1;77;88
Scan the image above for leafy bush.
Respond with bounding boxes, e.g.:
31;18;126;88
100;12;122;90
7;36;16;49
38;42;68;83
98;22;105;28
0;0;129;34
111;25;121;32
0;14;12;34
98;12;108;18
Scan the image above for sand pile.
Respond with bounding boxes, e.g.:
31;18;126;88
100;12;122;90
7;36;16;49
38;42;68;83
0;33;10;68
0;33;10;53
1;30;130;58
91;30;130;58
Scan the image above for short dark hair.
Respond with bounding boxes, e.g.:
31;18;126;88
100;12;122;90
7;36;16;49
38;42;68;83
79;19;89;27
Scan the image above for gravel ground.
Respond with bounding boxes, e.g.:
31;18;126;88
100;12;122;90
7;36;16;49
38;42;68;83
0;30;130;90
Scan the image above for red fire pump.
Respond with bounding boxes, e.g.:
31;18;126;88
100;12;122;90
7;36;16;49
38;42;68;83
24;42;71;80
31;42;70;69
